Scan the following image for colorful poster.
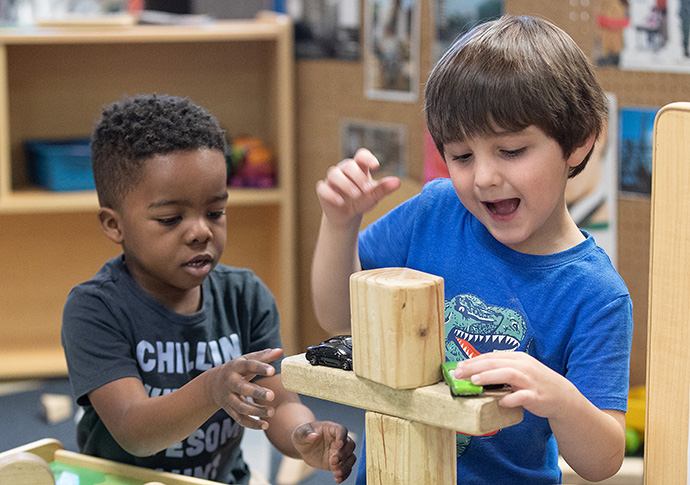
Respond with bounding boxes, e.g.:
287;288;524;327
619;105;659;195
567;94;620;266
618;0;690;72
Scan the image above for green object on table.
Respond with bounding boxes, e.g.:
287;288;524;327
50;460;145;485
441;361;483;396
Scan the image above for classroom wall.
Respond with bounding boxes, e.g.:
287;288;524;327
292;0;674;388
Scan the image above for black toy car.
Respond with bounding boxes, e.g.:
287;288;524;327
306;335;353;371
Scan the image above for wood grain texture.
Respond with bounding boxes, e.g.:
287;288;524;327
282;353;522;436
350;267;445;389
645;102;690;484
365;411;456;485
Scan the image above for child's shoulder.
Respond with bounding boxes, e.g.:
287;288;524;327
209;263;271;293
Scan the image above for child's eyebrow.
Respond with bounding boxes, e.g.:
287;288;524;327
148;192;229;209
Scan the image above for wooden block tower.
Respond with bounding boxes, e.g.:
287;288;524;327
282;267;522;484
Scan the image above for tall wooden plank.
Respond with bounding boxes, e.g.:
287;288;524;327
645;102;690;483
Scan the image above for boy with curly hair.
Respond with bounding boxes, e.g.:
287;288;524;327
312;15;632;484
62;94;356;484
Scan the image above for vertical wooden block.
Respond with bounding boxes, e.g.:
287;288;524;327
365;411;456;485
350;267;445;389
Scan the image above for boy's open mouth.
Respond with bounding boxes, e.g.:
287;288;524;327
485;198;520;216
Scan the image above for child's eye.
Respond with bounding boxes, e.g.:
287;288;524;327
502;147;526;158
208;210;226;220
450;153;472;163
155;216;181;226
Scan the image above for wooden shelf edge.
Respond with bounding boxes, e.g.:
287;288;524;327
0;348;68;378
0;188;285;214
0;17;291;45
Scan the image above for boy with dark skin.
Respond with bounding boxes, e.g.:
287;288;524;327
312;15;632;484
62;94;355;484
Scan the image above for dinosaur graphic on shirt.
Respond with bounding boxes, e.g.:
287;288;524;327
444;294;527;362
444;293;528;455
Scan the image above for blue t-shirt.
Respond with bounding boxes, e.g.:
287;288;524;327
355;178;633;484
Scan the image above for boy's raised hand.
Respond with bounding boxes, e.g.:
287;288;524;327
291;421;357;484
206;348;284;430
316;148;401;228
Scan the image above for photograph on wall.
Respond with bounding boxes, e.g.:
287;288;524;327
363;0;420;102
566;93;619;267
433;0;504;61
617;0;690;72
618;105;658;195
341;119;407;177
286;0;361;60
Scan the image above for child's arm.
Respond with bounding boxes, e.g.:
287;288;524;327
259;374;357;484
453;352;626;481
312;148;400;334
88;348;285;456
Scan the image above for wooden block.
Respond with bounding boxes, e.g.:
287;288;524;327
282;354;522;436
350;268;445;389
645;102;690;483
365;411;455;485
0;452;54;485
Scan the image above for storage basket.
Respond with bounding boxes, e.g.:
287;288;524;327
24;138;94;191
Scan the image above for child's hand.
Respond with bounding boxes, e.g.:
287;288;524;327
316;148;401;228
291;421;357;484
207;348;284;430
453;351;577;420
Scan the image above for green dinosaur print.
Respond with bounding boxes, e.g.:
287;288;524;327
444;294;528;457
444;294;527;363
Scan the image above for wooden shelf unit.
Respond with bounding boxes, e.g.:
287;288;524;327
0;16;297;378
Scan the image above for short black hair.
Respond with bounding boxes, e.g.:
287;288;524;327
91;94;227;209
424;15;606;178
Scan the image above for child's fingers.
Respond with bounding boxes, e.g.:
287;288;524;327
243;347;283;364
353;147;381;171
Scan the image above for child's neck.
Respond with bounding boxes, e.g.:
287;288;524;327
167;286;202;315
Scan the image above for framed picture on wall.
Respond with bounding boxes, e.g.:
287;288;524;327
566;93;619;267
341;118;407;177
433;0;504;62
363;0;420;102
617;0;690;72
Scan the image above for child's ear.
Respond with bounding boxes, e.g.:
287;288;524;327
567;132;598;169
98;207;124;244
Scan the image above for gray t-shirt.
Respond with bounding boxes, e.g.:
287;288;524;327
62;255;283;484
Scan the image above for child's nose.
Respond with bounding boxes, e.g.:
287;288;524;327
474;157;501;188
187;219;212;244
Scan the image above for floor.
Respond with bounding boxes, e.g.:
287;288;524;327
0;378;365;485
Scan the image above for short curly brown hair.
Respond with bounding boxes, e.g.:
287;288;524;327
91;94;227;209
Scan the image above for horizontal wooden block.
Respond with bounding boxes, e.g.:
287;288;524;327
282;354;523;436
350;267;445;389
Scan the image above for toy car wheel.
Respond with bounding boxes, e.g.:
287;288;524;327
308;355;318;366
341;360;351;371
